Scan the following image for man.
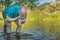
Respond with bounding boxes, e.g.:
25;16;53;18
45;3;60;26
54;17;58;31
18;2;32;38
2;5;27;39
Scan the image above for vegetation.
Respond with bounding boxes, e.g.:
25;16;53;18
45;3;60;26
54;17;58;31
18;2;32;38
0;0;60;34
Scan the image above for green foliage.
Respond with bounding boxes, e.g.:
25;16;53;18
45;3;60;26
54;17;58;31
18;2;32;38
14;0;39;10
38;3;56;13
0;4;4;12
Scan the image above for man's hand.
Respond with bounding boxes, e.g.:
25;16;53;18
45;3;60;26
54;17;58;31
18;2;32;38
18;16;20;19
18;15;25;20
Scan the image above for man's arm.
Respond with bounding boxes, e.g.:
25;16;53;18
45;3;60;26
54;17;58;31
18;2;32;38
6;16;20;22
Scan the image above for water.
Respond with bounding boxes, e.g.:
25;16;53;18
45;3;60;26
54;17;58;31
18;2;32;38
0;30;59;40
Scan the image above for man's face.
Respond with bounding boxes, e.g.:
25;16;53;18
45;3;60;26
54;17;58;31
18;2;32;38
18;10;26;20
19;10;26;17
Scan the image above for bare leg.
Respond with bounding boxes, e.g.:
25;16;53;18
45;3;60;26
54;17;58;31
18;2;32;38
6;21;11;40
6;21;11;33
15;19;22;39
15;19;26;33
15;19;22;33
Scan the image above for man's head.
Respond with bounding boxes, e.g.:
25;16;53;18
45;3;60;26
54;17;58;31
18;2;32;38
18;6;27;20
18;6;27;17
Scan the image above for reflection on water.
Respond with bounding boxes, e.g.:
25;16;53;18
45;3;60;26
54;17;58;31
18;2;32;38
0;30;60;40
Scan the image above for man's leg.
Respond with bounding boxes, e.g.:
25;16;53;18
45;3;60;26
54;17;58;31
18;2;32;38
3;19;11;40
2;14;11;40
15;18;26;33
15;19;22;39
6;21;11;33
6;21;11;34
6;21;11;40
15;19;22;33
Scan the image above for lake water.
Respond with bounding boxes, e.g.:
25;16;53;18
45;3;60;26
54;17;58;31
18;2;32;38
0;30;59;40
